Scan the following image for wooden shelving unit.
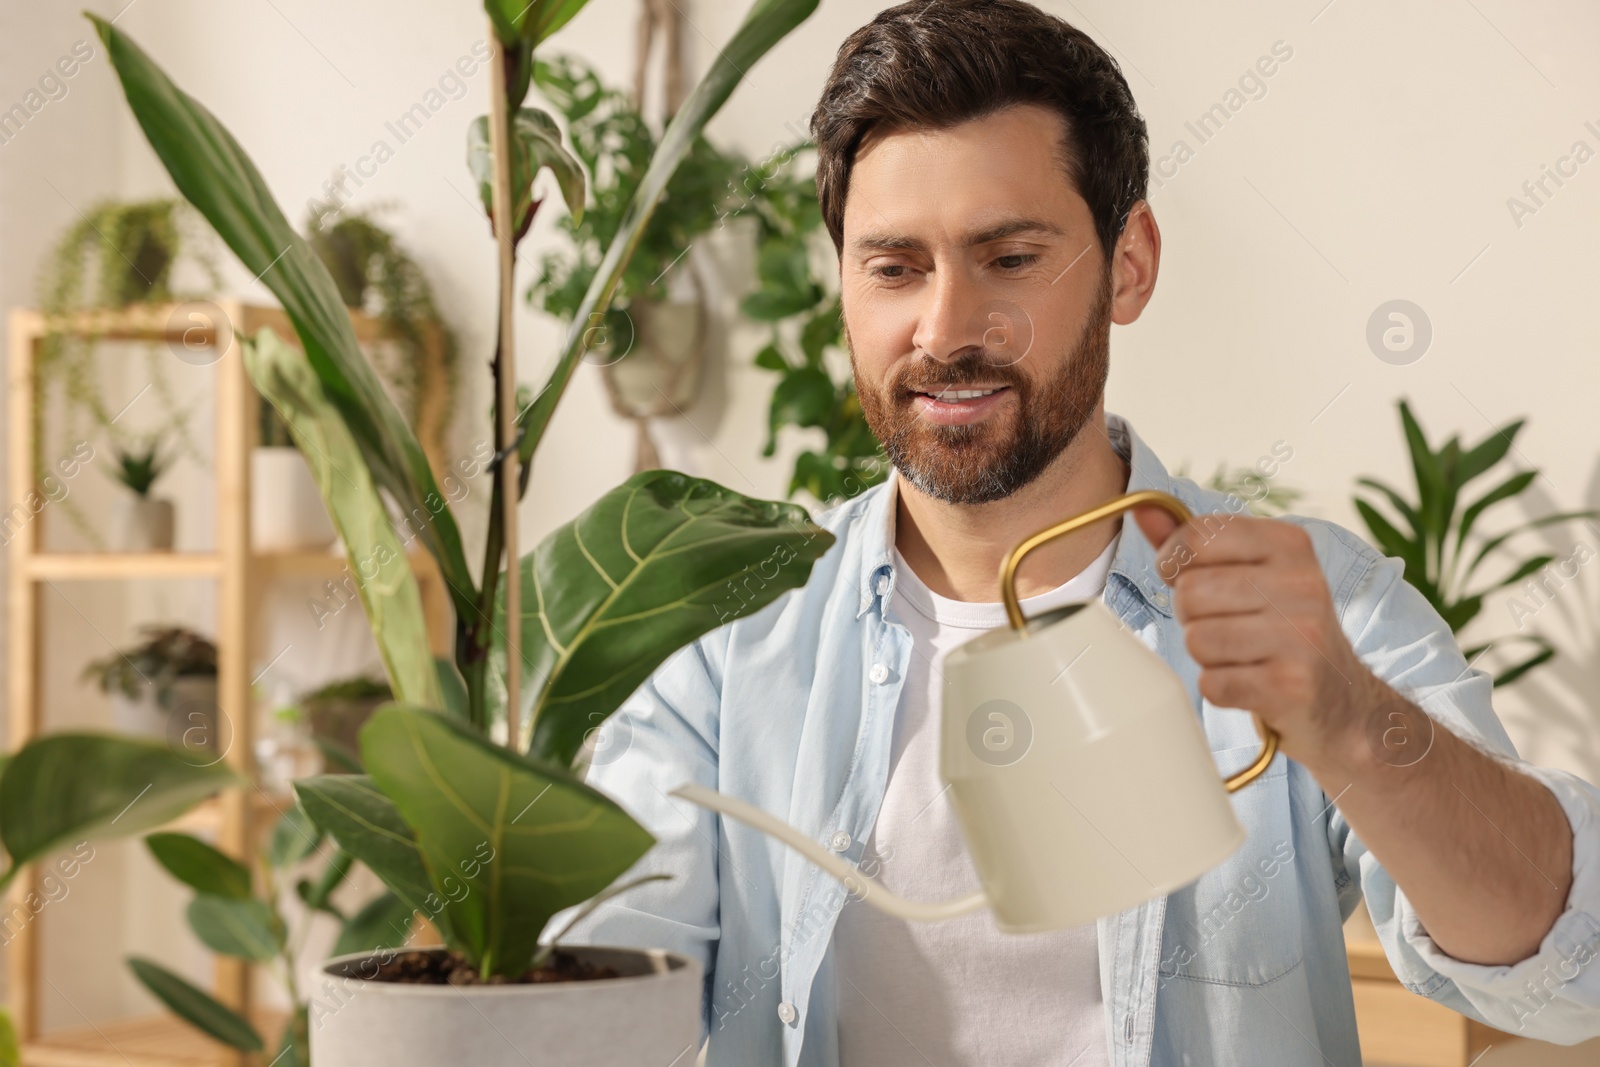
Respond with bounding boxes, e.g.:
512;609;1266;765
5;301;450;1066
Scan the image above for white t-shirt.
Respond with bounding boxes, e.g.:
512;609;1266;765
835;533;1120;1067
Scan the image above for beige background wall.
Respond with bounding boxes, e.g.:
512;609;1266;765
2;0;1598;1062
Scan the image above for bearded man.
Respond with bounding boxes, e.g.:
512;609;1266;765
568;2;1600;1064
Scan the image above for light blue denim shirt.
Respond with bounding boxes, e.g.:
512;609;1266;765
572;413;1600;1066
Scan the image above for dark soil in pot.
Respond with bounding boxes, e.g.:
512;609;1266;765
367;948;623;986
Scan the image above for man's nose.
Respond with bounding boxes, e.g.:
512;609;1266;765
910;265;986;362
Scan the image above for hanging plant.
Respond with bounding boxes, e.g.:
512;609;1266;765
305;206;459;469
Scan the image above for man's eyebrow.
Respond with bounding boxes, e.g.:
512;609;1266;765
849;218;1066;254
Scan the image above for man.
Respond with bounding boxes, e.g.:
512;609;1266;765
571;2;1600;1063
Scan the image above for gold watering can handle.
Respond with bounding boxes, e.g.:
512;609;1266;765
998;489;1279;794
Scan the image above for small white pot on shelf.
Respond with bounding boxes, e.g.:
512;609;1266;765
252;446;336;552
113;494;175;552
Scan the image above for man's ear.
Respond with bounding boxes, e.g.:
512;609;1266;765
1110;200;1161;327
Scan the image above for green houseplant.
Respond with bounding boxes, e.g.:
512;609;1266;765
1354;400;1595;686
0;733;241;1064
106;434;177;550
95;0;828;1062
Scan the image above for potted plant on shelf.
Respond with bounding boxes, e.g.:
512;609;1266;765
82;624;221;751
106;433;177;551
95;0;826;1063
251;402;336;552
0;732;242;1064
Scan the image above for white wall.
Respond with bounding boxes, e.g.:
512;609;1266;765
2;0;1598;1058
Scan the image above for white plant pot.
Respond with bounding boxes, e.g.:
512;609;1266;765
114;495;175;552
252;447;335;551
312;946;701;1067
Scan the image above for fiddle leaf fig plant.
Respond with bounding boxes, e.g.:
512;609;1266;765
93;0;828;986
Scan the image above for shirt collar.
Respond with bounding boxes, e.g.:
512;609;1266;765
854;412;1183;621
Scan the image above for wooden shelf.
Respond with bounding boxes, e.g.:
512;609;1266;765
23;1010;288;1067
163;791;297;836
24;554;223;581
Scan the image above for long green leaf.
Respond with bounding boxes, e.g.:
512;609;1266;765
518;0;821;463
1495;639;1556;687
0;735;236;894
333;890;416;957
293;774;445;944
1458;469;1538;549
1463;511;1599;584
145;833;251;900
1354;498;1424;582
186;895;281;962
244;329;442;709
1457;419;1524;485
1355;477;1421;538
361;705;654;978
127;956;264;1052
1472;553;1555;596
512;470;835;766
90;16;476;625
1399;401;1444;543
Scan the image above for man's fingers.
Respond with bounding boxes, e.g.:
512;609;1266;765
1132;504;1180;555
1154;512;1308;578
1184;614;1279;667
1170;564;1275;621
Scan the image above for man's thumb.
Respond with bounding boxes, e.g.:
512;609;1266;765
1132;504;1180;555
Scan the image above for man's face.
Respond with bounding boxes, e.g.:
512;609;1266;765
840;103;1113;505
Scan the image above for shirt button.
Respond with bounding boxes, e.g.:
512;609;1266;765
869;663;889;684
830;830;852;852
1153;592;1171;609
778;1001;798;1025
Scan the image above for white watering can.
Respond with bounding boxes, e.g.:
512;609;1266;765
673;490;1279;932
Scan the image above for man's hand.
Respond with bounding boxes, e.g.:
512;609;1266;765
1131;505;1390;771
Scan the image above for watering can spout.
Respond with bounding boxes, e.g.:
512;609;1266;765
670;784;988;923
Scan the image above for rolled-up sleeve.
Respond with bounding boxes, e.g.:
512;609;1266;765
1320;529;1600;1044
560;632;727;1033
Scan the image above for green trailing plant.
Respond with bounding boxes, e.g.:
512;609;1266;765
305;206;460;464
1354;400;1596;686
741;144;886;503
128;788;410;1066
81;624;217;708
94;0;827;990
108;434;171;497
33;198;218;545
0;733;241;1060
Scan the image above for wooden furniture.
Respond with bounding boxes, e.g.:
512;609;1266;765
1347;924;1519;1066
5;301;451;1066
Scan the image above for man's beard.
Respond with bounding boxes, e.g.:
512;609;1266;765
852;270;1113;505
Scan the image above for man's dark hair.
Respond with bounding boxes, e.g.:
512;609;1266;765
810;0;1149;262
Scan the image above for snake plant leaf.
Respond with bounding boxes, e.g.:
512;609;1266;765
510;471;835;767
360;705;655;978
486;0;591;46
244;328;442;709
518;0;822;462
89;15;476;626
145;833;252;900
186;895;282;962
127;956;264;1052
293;774;444;944
0;734;236;894
332;890;415;957
468;109;586;238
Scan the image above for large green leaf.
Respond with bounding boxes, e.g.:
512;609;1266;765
518;0;821;463
245;329;442;709
90;16;475;625
486;0;591;46
145;833;251;900
360;706;655;978
127;956;264;1052
186;895;281;962
468;108;586;238
293;774;444;943
266;798;324;869
0;735;236;894
511;471;835;766
332;890;415;957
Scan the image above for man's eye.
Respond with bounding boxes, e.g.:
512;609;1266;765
995;254;1037;270
871;264;910;280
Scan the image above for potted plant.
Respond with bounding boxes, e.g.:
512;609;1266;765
0;732;242;1063
82;625;220;751
528;54;746;472
106;433;176;550
251;402;336;552
34;198;218;548
1354;400;1597;685
96;0;826;1063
